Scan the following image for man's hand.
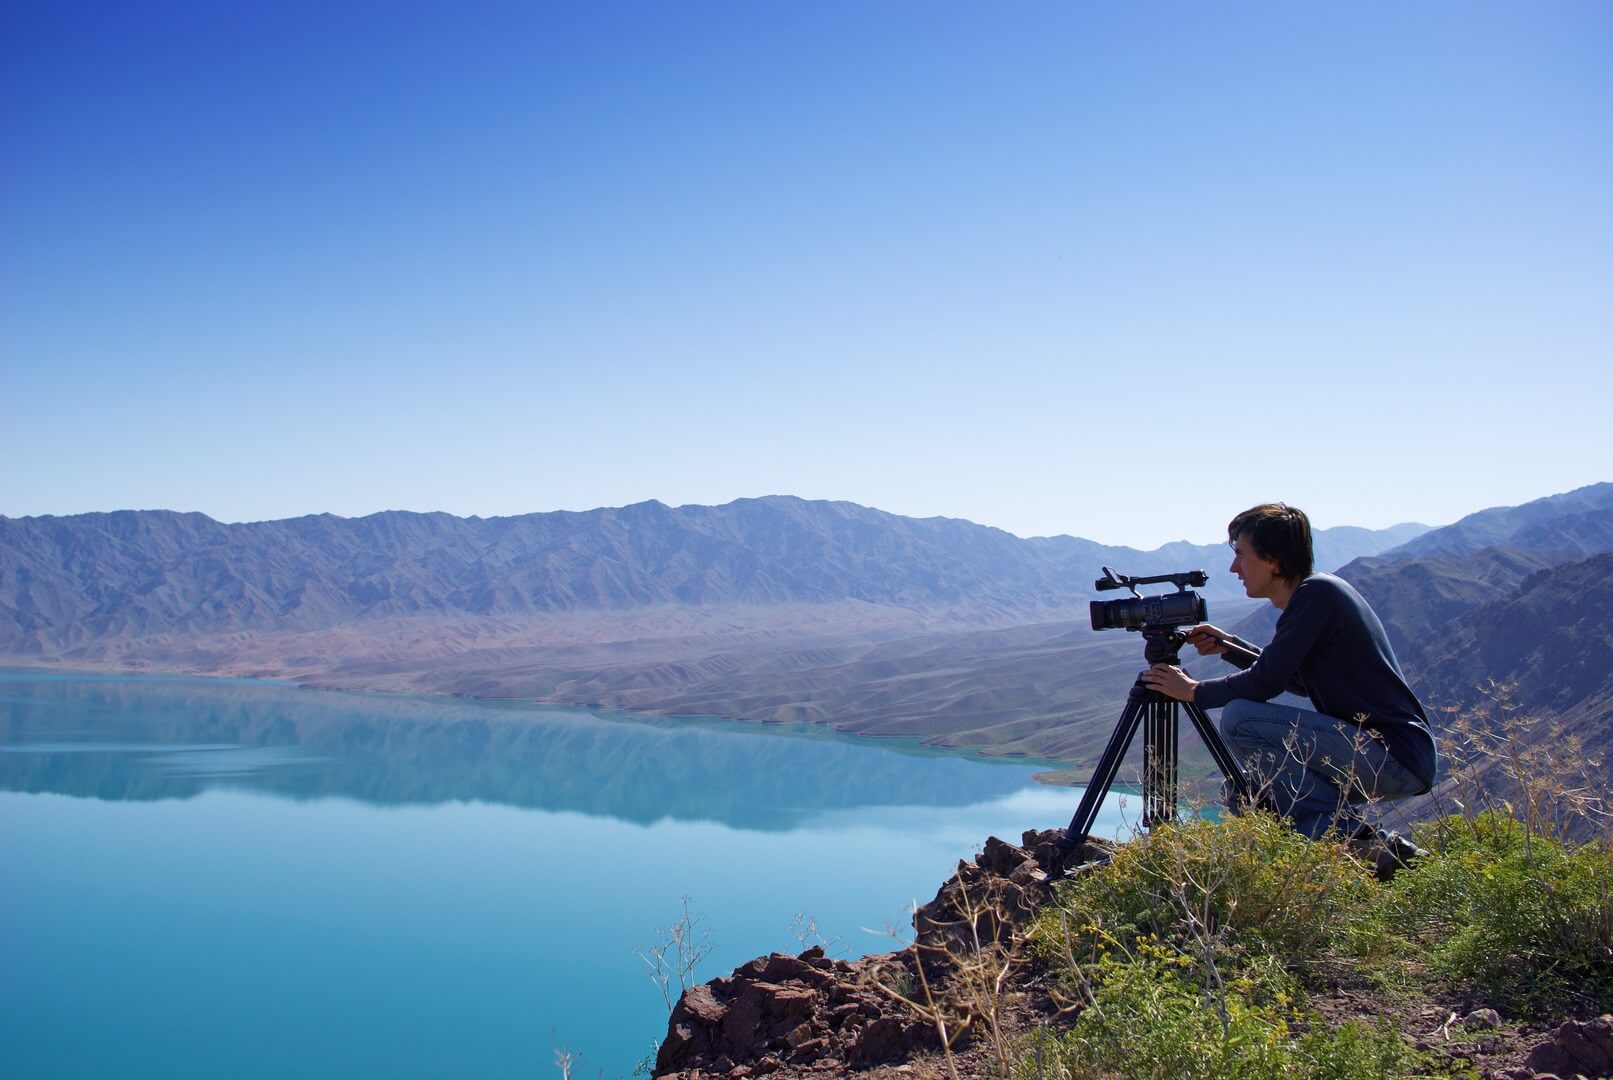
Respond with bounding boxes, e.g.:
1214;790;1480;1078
1183;624;1230;656
1141;663;1198;703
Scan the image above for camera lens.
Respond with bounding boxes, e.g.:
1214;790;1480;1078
1090;591;1206;632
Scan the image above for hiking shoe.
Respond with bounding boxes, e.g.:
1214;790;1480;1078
1342;825;1427;880
1370;831;1429;881
1383;830;1429;863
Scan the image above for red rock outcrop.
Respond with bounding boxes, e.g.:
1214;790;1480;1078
653;946;936;1076
654;828;1111;1078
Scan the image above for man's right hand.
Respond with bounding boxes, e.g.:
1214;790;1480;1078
1183;624;1230;656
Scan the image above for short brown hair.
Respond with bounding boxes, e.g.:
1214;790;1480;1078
1228;503;1313;583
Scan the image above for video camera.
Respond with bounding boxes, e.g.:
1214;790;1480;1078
1061;564;1251;848
1089;567;1208;633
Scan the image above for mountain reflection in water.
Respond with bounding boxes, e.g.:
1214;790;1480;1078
0;671;1062;830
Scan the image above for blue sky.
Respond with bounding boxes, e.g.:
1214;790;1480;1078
5;2;1610;548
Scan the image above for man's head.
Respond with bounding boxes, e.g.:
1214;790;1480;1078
1227;503;1314;600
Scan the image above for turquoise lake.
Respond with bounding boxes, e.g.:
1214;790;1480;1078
0;670;1127;1079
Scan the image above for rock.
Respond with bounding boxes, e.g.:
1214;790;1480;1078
1522;1014;1613;1077
1031;841;1067;872
1464;1008;1503;1030
913;854;1044;955
850;1017;908;1065
656;825;1088;1078
658;1022;697;1071
1009;860;1049;887
1557;1014;1613;1073
977;836;1032;876
753;953;835;987
722;995;761;1049
787;1036;828;1061
654;945;927;1077
757;983;816;1019
1023;827;1111;876
683;985;727;1025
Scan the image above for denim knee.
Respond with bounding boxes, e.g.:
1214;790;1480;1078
1218;697;1260;740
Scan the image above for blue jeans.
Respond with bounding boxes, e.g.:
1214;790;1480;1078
1217;698;1426;839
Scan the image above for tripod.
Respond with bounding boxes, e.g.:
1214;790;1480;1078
1060;626;1252;848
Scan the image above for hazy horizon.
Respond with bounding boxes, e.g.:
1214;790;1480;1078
0;489;1445;549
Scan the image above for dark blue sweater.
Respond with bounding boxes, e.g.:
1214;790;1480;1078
1193;573;1438;789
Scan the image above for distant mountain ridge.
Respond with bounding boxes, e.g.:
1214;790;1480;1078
1401;551;1613;725
1382;482;1613;560
0;497;1424;654
1338;548;1556;660
1334;483;1613;708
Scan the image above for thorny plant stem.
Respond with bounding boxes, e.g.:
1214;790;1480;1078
867;861;1035;1080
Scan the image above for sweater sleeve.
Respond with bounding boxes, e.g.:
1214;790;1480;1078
1194;589;1330;709
1219;635;1260;670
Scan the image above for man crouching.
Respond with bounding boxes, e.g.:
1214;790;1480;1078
1140;503;1438;869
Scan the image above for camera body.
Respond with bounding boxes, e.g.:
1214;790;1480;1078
1089;566;1208;633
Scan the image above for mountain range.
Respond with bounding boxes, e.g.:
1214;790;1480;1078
2;485;1610;787
0;498;1424;651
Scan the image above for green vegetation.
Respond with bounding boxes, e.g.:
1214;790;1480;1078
1032;811;1391;982
1025;812;1428;1078
1020;956;1442;1080
1003;698;1613;1078
1019;800;1612;1078
1384;811;1613;1017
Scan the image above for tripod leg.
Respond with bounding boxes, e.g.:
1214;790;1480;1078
1061;684;1148;848
1142;696;1182;830
1164;698;1179;826
1143;697;1162;827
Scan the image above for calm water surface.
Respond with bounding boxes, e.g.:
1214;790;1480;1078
1;671;1124;1079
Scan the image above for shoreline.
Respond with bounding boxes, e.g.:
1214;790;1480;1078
0;656;1085;783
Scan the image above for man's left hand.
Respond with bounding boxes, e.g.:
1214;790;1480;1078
1141;663;1198;703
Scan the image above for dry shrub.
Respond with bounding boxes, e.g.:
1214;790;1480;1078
866;867;1034;1080
1425;682;1611;848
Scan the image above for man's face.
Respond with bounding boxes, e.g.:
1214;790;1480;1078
1229;533;1284;601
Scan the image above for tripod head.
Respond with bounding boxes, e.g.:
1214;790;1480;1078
1142;626;1188;666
